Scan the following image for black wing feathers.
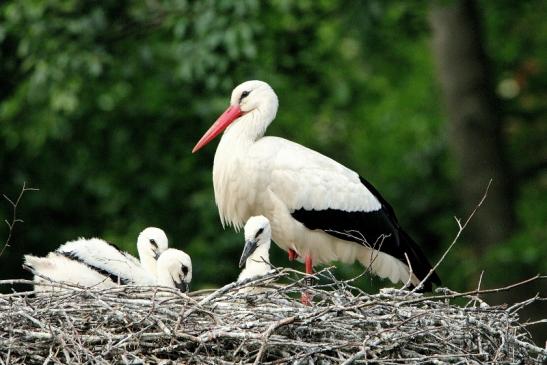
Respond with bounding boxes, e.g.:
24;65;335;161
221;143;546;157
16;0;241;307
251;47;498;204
291;176;441;291
57;251;131;285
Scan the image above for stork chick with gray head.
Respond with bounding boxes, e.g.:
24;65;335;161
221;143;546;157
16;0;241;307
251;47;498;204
238;216;273;282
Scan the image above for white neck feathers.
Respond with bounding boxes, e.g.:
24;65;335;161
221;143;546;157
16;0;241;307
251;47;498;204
238;240;271;281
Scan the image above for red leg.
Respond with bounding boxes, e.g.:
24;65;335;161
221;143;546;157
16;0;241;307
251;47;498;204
305;255;313;274
288;248;298;261
301;255;313;306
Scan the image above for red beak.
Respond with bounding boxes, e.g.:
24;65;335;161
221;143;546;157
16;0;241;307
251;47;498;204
192;105;243;153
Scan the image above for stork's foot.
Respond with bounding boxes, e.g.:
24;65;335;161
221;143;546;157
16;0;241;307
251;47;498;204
300;274;317;306
288;249;298;261
305;275;316;287
300;254;314;305
301;291;313;306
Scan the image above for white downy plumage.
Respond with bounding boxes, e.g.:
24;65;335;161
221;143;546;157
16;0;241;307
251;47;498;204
156;248;193;292
136;227;169;276
24;253;121;294
192;80;441;292
23;228;193;293
237;216;273;282
25;236;156;293
24;248;193;293
55;228;168;285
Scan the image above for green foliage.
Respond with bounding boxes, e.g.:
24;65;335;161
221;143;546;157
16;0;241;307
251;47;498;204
0;0;545;298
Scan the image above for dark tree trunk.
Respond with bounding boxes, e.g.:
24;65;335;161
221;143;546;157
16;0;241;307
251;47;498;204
429;0;515;252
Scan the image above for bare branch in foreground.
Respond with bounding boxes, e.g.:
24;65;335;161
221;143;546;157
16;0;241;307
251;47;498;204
412;179;493;293
1;182;39;257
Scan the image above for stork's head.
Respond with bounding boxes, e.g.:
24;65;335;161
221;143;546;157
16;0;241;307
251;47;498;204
157;248;192;292
192;80;278;153
230;80;278;115
239;215;272;268
137;227;168;262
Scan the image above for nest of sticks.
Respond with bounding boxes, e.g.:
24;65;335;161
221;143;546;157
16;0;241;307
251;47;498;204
0;269;545;364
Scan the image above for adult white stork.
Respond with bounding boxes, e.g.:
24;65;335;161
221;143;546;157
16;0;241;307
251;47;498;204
192;80;441;301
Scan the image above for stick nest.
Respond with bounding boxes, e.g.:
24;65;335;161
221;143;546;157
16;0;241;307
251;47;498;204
0;269;545;364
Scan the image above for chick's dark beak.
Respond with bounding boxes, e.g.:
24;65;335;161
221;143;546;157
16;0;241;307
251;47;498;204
239;239;258;268
175;281;189;293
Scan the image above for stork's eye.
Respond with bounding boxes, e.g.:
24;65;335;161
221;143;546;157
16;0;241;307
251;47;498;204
181;265;189;276
255;228;264;238
240;90;250;102
149;239;158;248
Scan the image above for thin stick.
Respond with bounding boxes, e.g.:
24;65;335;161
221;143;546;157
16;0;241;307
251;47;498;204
406;274;545;305
253;316;296;365
411;179;492;293
1;182;39;257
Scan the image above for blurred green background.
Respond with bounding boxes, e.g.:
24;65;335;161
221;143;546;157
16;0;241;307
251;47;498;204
0;0;545;341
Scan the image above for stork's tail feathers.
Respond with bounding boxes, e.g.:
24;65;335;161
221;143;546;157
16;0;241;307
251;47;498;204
398;229;441;292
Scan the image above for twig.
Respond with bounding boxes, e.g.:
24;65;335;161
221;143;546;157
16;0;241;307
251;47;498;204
253;316;296;365
1;182;39;257
400;252;414;290
406;274;546;305
411;179;492;293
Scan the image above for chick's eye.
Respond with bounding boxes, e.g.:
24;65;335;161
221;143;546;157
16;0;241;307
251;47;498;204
181;265;189;276
149;239;158;248
255;228;264;238
240;90;250;102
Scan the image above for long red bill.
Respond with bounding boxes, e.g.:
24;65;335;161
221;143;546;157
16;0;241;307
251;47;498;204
192;105;242;153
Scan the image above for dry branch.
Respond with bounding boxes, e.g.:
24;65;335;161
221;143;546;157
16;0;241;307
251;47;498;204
0;270;545;364
1;182;38;257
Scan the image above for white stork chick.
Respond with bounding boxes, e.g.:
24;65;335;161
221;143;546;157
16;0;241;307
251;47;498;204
55;237;157;286
137;227;169;276
53;227;168;282
24;253;120;294
192;80;441;302
25;227;168;292
238;216;273;282
156;248;193;293
24;246;192;294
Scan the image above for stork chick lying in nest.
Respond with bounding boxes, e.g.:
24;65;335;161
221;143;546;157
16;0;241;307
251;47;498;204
24;227;192;293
